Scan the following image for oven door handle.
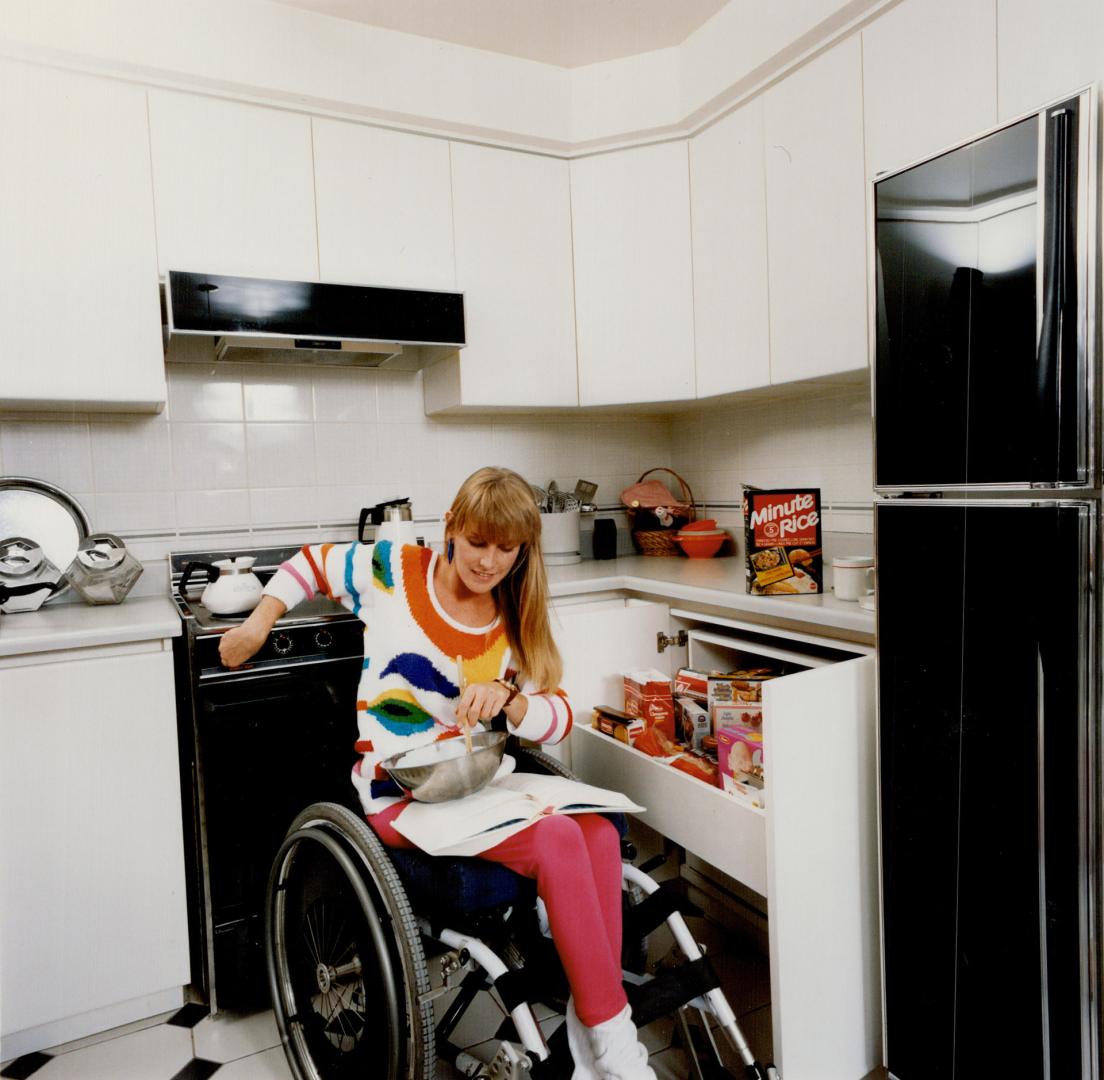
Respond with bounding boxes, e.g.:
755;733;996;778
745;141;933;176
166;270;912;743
200;668;295;686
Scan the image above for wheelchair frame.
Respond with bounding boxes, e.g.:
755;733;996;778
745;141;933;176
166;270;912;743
265;751;780;1080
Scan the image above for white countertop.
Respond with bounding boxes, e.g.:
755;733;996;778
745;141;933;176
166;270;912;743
0;596;182;658
547;555;875;640
0;553;875;660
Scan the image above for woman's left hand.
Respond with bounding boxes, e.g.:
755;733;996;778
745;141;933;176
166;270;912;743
455;680;521;728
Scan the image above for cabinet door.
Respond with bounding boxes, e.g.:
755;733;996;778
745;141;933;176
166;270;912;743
862;0;997;179
428;143;577;409
690;99;770;396
0;61;165;412
148;91;317;280
551;598;673;767
0;647;189;1040
571;142;696;405
763;36;868;385
313;119;455;291
997;0;1104;120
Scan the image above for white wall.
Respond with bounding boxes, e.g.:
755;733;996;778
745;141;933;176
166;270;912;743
0;369;873;548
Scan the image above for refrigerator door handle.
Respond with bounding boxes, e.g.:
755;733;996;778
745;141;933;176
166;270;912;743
1033;101;1083;484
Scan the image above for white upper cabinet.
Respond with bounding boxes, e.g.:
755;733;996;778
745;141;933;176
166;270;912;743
763;37;868;385
313;120;455;290
148;91;318;281
862;0;997;179
996;0;1104;120
571;142;695;406
689;98;771;397
0;61;165;412
425;142;578;410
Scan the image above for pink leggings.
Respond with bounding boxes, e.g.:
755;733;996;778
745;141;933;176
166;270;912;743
371;802;627;1026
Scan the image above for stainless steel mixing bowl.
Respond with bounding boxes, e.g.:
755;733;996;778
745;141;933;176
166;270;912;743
382;731;507;802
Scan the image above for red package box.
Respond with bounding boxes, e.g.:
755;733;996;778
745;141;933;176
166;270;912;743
623;668;676;740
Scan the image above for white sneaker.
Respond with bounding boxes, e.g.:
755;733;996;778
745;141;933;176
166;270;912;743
566;997;601;1080
585;1004;656;1080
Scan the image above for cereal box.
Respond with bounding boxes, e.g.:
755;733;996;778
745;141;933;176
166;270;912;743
677;697;711;751
742;487;823;595
623;669;676;740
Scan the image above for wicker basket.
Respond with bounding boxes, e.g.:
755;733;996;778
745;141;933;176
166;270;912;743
624;468;696;557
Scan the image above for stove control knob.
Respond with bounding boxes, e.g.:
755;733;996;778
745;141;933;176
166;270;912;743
314;629;333;650
272;632;294;656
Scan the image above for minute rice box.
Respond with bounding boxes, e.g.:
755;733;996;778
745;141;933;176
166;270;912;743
742;486;822;596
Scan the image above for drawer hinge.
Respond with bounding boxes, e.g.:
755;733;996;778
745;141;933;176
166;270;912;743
656;630;688;654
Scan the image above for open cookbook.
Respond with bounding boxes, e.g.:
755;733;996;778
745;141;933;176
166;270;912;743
392;773;645;857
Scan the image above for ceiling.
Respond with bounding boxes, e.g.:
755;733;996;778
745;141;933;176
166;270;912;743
271;0;731;68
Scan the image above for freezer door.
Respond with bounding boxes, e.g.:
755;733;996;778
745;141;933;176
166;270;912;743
874;91;1093;490
877;501;1094;1079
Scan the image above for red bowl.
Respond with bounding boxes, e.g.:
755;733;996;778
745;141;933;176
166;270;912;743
677;532;725;558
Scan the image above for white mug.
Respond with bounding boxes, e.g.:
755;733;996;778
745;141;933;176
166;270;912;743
833;556;875;602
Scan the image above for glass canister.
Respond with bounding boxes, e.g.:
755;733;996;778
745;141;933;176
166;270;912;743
0;536;64;612
66;532;144;605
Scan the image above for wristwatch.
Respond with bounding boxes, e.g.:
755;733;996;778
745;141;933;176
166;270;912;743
494;678;520;706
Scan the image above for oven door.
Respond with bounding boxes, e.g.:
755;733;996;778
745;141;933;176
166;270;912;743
194;660;361;1011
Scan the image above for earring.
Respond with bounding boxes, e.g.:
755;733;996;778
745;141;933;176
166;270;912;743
446;539;454;564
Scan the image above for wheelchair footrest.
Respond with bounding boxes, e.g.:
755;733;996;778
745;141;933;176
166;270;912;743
623;881;702;942
626;956;721;1028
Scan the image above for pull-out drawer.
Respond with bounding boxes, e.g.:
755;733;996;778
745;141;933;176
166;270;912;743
569;614;879;1079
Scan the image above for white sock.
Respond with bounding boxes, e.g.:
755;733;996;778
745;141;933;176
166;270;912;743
586;1004;656;1080
566;997;601;1080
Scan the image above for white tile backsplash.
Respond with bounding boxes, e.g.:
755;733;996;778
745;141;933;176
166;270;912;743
0;365;874;547
171;422;248;490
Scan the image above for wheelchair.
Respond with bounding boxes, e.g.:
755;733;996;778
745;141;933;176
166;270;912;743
265;742;780;1080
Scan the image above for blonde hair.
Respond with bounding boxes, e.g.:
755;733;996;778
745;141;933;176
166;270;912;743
445;466;563;691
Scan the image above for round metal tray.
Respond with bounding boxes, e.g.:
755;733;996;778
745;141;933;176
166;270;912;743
0;477;91;603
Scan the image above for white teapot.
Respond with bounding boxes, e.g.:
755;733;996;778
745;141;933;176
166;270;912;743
179;556;264;615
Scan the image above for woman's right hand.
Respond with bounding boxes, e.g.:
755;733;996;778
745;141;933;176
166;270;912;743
218;595;287;668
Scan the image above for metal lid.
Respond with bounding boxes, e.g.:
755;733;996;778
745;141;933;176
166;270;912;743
0;536;44;577
76;532;128;570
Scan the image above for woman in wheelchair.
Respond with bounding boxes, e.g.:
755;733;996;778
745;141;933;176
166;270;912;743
220;467;658;1079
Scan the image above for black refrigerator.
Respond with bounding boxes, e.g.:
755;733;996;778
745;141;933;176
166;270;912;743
873;87;1099;1079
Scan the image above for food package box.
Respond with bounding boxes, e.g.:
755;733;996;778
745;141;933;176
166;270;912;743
677;697;711;751
707;669;777;731
716;724;765;784
721;772;766;809
742;486;823;595
673;667;708;703
670;751;719;786
592;705;644;745
623;668;676;740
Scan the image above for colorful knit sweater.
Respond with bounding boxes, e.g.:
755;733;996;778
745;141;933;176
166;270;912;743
263;540;574;815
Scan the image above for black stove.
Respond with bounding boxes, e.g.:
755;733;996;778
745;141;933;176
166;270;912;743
170;543;364;1013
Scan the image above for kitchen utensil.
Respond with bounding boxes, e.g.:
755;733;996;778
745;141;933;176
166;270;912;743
0;477;91;603
457;654;472;753
573;479;598;504
676;530;725;559
178;557;265;615
65;532;144;605
0;536;66;612
383;731;507;802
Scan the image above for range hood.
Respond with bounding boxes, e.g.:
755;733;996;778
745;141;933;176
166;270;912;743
163;270;465;370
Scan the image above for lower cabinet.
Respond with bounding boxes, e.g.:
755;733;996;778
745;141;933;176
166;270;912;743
0;640;190;1060
552;596;880;1079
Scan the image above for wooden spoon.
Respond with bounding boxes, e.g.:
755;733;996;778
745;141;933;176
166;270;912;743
456;654;473;753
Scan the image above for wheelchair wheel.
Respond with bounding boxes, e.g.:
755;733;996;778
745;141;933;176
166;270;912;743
266;802;435;1080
